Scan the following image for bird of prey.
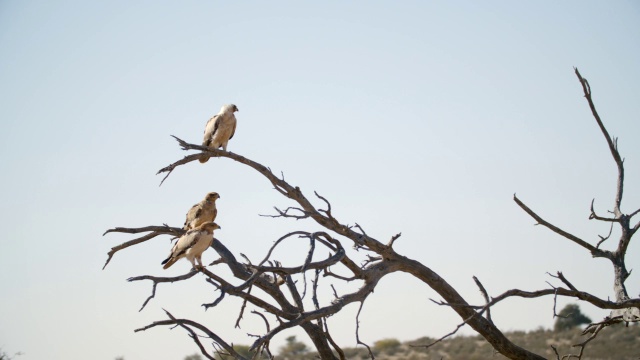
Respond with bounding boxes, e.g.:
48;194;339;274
199;104;239;163
161;222;220;270
183;192;220;230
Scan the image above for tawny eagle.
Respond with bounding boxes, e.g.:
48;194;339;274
183;192;219;230
199;104;238;163
161;222;220;270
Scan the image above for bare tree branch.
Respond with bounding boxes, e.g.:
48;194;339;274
314;191;333;219
411;314;468;350
127;271;198;311
473;276;492;323
574;67;625;216
484;286;640;312
514;194;610;259
589;199;619;222
156;150;203;186
250;311;274;360
387;232;402;247
260;206;309;220
354;299;374;360
102;225;184;269
235;285;252;328
135;309;248;360
322;318;346;360
165;310;218;360
596;221;614;248
103;224;183;236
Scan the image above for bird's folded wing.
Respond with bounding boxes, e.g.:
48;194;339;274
172;232;201;257
203;115;220;145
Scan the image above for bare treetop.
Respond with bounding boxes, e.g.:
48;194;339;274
103;69;639;360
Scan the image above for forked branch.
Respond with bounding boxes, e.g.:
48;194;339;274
102;225;184;270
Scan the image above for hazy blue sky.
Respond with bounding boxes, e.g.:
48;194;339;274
1;1;639;359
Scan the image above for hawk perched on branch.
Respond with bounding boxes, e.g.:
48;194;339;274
183;192;219;230
199;104;238;163
161;222;220;270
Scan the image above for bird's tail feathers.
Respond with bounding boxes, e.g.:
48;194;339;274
199;155;210;163
161;257;176;269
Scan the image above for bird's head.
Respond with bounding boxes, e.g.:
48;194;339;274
205;192;220;201
199;222;221;232
221;104;239;114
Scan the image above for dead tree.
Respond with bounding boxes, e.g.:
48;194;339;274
103;68;639;360
512;68;640;359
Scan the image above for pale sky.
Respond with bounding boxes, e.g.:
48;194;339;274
1;1;639;359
